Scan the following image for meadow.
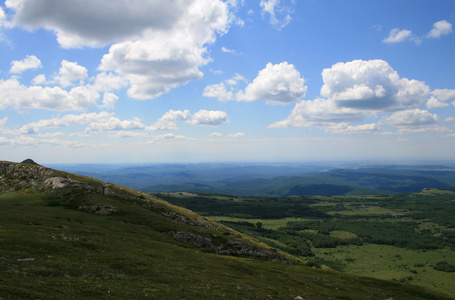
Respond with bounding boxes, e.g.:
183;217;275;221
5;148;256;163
156;188;455;297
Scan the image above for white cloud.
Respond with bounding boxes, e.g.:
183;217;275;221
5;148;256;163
32;74;46;85
260;0;294;30
432;89;455;101
236;62;307;104
188;110;229;126
0;135;84;148
10;55;42;74
203;74;247;101
328;123;380;134
55;60;88;88
210;132;223;137
426;89;455;109
0;78;99;111
383;109;439;127
97;0;230;100
269;98;368;129
147;109;191;131
427;96;449;109
101;92;119;110
0;6;6;26
225;73;247;85
426;20;453;39
270;59;439;133
6;0;191;48
98;33;209;99
383;28;413;43
227;132;245;138
0;112;114;135
141;133;189;144
320;59;430;111
445;117;455;122
92;72;128;92
85;116;146;133
221;46;241;56
203;82;234;102
7;0;230;100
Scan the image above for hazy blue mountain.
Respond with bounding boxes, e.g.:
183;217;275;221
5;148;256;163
48;162;455;196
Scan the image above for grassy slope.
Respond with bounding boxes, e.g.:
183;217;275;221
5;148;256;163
0;163;452;299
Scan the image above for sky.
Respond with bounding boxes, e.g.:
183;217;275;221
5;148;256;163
1;0;455;164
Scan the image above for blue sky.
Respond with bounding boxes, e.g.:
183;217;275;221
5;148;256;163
1;0;455;163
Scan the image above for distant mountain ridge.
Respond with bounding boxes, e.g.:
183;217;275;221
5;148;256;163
48;162;455;196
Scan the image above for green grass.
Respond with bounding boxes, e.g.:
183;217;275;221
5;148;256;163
314;244;455;297
0;190;451;299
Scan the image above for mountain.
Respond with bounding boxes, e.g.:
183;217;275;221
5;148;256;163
0;160;451;299
142;167;455;196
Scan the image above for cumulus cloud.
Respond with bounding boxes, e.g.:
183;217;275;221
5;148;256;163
427;20;453;39
203;73;247;101
32;74;46;85
383;28;413;43
236;62;307;104
203;82;234;102
92;72;128;92
147;110;191;131
426;89;455;109
101;92;119;110
6;0;189;48
0;78;99;111
432;89;455;101
383;109;439;127
97;0;230;99
269;98;368;129
10;55;42;74
260;0;294;30
270;59;439;134
188;110;229;126
6;0;230;100
85;116;146;133
427;96;449;109
55;60;88;88
320;59;430;111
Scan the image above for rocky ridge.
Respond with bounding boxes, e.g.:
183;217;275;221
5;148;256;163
0;160;291;263
0;161;114;195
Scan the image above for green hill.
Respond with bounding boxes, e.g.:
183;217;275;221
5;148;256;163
0;161;451;299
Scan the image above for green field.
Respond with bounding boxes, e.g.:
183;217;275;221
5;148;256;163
157;188;455;297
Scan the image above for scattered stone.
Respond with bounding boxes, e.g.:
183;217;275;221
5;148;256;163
17;257;35;262
78;204;118;215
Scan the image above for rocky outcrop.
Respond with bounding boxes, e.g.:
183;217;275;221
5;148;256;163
0;161;56;192
171;231;291;263
78;204;118;215
0;161;115;196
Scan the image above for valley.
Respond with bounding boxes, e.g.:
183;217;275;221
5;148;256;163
156;188;455;297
